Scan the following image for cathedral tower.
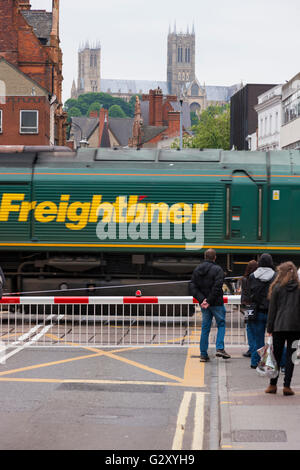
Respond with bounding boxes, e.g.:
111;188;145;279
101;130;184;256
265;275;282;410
75;41;101;97
167;24;196;96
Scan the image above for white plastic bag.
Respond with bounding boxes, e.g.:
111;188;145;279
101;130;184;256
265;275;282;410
256;336;279;379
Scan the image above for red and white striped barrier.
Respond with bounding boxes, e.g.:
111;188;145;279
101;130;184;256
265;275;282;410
0;295;241;305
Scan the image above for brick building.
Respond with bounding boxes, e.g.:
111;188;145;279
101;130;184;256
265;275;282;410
0;59;51;145
129;88;186;149
0;0;67;145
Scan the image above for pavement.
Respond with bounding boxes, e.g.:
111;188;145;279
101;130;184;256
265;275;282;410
217;346;300;450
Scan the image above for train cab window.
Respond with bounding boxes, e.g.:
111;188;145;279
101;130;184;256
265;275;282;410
20;110;39;134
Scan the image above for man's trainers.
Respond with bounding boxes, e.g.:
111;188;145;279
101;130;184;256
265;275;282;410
200;356;210;363
216;349;231;359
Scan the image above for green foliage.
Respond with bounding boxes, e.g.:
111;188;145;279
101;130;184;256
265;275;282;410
171;134;195;149
68;106;82;117
64;92;138;120
192;104;230;150
190;111;199;127
87;102;102;116
108;104;127;118
171;104;230;150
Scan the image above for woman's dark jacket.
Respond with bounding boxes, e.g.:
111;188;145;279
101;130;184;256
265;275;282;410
248;267;276;313
190;261;225;306
267;282;300;333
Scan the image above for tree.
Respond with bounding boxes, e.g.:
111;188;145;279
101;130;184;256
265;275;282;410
171;104;231;150
108;104;127;118
192;104;230;150
87;102;102;116
67;106;82;117
64;92;136;120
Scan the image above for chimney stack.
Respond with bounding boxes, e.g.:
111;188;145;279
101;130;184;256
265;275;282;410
50;0;59;45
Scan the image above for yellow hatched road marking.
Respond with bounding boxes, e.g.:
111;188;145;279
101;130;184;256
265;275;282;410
0;332;205;388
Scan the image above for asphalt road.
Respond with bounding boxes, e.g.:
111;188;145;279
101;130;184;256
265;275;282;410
0;345;213;451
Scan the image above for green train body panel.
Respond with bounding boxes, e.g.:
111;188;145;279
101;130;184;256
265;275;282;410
0;148;300;255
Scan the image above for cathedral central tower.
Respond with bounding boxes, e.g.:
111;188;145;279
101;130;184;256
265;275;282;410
167;25;196;96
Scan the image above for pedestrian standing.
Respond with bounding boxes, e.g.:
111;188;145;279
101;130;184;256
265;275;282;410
190;249;231;362
248;253;276;369
265;262;300;396
240;260;258;358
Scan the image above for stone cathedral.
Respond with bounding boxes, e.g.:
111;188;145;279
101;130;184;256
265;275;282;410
71;26;240;115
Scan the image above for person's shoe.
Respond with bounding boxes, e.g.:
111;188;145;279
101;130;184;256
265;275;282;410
243;350;251;358
283;387;295;396
250;365;257;369
265;385;277;394
200;355;210;363
216;349;231;359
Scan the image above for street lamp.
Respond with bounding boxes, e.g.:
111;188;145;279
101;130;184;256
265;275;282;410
79;139;89;148
179;98;183;151
71;120;89;148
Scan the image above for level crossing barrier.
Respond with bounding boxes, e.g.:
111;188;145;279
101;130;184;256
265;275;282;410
0;294;245;349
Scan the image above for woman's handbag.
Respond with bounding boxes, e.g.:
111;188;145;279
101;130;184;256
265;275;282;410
242;304;258;322
256;337;279;379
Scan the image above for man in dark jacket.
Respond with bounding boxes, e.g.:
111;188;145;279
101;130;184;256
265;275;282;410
190;249;231;362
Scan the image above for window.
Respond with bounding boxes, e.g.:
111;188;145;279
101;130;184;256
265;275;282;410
20;110;38;134
283;90;300;125
177;47;183;63
191;84;199;96
185;47;191;63
0;110;2;133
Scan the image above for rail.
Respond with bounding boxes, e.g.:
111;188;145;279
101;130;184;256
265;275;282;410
0;295;245;349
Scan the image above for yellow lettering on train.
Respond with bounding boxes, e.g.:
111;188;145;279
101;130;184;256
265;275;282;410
0;193;209;231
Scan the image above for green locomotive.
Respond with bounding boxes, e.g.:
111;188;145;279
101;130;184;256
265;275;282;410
0;147;299;296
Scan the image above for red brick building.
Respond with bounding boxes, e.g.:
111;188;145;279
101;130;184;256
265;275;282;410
0;0;67;146
129;88;186;148
0;59;52;145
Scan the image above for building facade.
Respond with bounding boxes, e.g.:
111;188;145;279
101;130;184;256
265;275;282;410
281;72;300;150
254;84;282;151
0;59;52;145
0;0;67;145
230;84;276;150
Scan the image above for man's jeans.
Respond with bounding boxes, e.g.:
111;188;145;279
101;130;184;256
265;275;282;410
200;305;226;357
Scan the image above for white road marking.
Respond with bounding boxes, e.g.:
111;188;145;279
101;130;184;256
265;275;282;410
192;392;205;450
0;314;64;363
172;391;205;451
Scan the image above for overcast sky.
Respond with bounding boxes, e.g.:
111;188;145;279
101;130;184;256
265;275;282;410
31;0;300;103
